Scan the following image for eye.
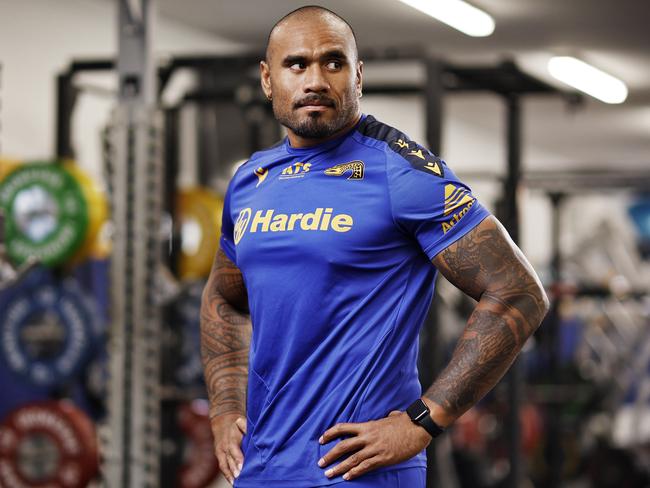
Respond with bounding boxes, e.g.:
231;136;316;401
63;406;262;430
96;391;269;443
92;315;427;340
290;62;307;70
326;60;342;70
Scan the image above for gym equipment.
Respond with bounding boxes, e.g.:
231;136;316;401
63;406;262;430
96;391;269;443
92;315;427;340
172;281;205;388
64;162;108;265
0;400;99;488
629;199;650;239
176;188;224;279
0;162;88;267
0;159;20;182
102;4;164;482
177;400;220;488
0;269;100;388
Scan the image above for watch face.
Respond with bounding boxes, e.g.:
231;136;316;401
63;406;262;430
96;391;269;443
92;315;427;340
407;400;428;422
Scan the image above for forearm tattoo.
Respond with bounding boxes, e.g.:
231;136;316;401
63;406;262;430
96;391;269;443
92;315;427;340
426;216;549;418
200;248;251;420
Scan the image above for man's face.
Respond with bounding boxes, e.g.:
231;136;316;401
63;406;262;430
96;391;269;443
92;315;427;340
261;15;362;141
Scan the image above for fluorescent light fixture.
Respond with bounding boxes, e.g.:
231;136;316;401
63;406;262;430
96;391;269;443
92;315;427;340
547;56;628;104
398;0;495;37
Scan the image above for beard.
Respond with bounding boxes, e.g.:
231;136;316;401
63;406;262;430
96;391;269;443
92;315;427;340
273;91;358;140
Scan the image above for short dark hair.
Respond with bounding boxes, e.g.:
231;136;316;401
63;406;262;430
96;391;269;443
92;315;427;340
265;5;358;62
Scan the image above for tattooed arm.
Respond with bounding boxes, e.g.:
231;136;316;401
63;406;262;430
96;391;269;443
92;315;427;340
423;215;550;426
200;248;251;484
317;216;549;481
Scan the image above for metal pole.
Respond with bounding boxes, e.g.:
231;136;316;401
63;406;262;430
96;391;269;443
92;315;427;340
503;94;523;488
425;59;444;155
104;1;162;487
55;72;76;160
422;57;445;488
546;192;564;487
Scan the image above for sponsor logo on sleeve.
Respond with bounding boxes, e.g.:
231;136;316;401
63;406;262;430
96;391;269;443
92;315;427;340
442;184;475;233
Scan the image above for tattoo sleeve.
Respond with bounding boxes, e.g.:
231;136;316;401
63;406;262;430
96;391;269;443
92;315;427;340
200;248;251;420
425;216;549;424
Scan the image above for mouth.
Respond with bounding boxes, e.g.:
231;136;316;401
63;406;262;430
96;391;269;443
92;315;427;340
295;98;336;111
299;104;332;112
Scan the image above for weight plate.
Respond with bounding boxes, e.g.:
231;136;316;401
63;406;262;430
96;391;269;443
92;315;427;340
178;400;220;488
177;188;223;279
173;281;205;387
0;159;21;183
0;400;98;488
0;272;100;387
64;163;108;265
0;162;89;267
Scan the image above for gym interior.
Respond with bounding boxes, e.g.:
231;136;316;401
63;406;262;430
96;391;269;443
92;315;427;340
0;1;649;487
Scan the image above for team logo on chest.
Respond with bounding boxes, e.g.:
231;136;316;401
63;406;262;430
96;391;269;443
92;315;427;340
279;162;312;180
324;160;365;180
233;208;252;244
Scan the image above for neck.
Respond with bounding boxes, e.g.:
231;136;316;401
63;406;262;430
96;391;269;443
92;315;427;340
286;112;362;148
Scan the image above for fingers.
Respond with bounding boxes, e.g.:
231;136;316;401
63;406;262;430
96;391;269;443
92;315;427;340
318;436;365;468
322;449;378;480
226;452;240;483
228;437;245;477
216;449;234;484
235;416;247;434
388;410;401;417
213;420;246;485
320;422;362;444
342;456;382;480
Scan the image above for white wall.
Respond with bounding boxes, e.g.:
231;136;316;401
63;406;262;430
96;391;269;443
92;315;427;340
0;0;245;181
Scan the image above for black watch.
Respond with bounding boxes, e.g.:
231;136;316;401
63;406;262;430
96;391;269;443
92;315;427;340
406;399;445;438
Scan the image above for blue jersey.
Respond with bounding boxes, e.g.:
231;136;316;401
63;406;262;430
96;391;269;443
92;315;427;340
220;114;490;487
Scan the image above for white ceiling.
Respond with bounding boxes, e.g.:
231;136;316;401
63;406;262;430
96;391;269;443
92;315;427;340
156;0;650;171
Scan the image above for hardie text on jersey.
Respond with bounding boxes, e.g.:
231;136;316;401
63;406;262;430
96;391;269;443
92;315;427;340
233;207;353;244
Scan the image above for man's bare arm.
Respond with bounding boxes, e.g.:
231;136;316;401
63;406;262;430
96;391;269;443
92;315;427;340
200;248;251;420
201;248;251;482
424;215;550;426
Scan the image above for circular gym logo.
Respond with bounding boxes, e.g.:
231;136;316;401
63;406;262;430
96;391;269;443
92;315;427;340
233;208;252;244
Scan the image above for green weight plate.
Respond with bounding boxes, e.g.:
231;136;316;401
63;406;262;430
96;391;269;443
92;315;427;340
0;162;89;267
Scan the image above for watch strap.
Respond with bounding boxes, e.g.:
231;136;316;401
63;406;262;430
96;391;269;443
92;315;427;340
419;411;445;438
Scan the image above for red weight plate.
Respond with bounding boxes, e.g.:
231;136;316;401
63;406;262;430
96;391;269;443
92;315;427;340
0;401;98;488
54;401;99;484
177;400;220;488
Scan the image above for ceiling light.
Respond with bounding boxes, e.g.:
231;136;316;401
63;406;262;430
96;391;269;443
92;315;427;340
547;56;628;104
397;0;495;37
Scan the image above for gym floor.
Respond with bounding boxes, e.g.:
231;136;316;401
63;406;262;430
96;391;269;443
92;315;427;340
0;1;648;487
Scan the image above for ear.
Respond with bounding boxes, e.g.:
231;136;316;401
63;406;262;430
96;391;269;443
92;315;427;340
356;60;364;98
260;60;272;100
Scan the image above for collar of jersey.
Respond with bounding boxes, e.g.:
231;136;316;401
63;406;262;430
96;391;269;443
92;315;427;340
283;113;368;155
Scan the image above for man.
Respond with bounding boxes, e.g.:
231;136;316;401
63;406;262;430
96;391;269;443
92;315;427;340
201;5;549;487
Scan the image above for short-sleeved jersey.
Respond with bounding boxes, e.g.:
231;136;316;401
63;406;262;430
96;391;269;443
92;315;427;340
221;114;490;487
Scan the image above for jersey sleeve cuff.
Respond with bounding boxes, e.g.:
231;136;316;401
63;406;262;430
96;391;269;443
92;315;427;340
422;204;491;261
220;235;237;264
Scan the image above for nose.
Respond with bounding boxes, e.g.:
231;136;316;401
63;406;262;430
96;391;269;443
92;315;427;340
303;64;330;93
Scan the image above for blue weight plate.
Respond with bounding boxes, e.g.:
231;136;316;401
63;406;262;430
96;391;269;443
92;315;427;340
0;271;100;388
